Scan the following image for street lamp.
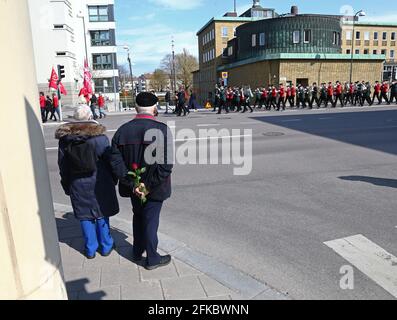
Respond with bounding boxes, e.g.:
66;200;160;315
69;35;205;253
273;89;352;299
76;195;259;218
76;11;89;62
122;45;135;108
349;10;366;83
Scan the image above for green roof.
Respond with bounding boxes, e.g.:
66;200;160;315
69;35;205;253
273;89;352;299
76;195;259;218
196;17;265;35
218;53;386;71
343;21;397;27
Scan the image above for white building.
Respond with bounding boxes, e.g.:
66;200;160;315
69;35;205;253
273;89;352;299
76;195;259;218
28;0;119;110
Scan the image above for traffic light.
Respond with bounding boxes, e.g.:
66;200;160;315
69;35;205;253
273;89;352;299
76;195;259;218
57;65;65;80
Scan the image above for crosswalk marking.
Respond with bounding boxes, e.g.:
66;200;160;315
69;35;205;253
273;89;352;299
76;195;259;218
324;234;397;298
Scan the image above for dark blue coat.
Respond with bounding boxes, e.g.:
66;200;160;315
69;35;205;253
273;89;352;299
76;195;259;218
56;122;119;220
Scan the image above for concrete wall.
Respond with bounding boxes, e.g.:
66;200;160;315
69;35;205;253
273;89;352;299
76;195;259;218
0;0;67;300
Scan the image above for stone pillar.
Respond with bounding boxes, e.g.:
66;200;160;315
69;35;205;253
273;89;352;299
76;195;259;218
0;0;67;300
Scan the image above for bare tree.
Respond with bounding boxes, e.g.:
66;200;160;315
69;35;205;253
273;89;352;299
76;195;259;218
149;69;169;92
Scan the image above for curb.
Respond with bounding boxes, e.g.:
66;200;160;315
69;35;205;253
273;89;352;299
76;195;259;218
53;202;290;300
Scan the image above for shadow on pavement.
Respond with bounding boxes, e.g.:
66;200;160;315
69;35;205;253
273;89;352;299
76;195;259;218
339;176;397;189
64;279;106;300
250;109;397;156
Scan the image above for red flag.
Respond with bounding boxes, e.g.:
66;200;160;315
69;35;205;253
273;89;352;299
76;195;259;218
49;67;59;90
83;59;93;94
59;81;67;95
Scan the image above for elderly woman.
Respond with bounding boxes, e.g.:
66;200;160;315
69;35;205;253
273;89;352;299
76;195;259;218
55;106;119;259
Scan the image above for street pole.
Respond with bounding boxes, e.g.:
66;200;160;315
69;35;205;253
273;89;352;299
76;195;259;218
172;38;177;99
112;53;118;111
349;10;366;84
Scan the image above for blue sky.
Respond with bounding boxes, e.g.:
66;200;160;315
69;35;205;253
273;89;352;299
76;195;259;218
115;0;397;75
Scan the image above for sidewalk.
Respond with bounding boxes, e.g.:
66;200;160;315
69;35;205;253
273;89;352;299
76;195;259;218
54;204;289;300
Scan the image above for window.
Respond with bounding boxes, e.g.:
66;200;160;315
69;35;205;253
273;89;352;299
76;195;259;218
374;32;378;40
92;53;114;70
383;32;387;40
293;30;300;44
228;46;233;56
346;49;351;54
252;34;256;47
381;49;387;55
392;32;396;41
346;31;352;40
88;6;109;22
364;32;370;41
212;29;215;40
391;50;395;59
233;27;237;36
373;50;378;54
333;32;339;44
94;78;115;93
90;30;110;46
259;33;265;46
355;49;360;54
355;31;361;40
304;30;311;43
364;49;369;54
222;27;228;37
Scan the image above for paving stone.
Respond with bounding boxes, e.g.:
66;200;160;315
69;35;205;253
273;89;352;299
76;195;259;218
198;275;235;298
251;289;290;300
101;264;140;287
58;226;82;240
61;249;85;268
121;281;163;300
69;237;85;253
66;291;79;300
198;295;232;300
64;266;101;292
83;249;119;267
79;285;121;300
140;261;178;281
161;276;207;300
116;246;144;266
59;241;71;257
111;230;133;247
174;259;202;277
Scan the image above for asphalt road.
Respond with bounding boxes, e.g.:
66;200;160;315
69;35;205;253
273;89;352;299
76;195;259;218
44;105;397;300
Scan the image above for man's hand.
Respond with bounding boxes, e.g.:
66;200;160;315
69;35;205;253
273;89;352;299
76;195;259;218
134;183;147;198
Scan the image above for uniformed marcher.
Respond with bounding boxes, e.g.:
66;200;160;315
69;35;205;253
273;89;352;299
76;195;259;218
390;80;397;104
296;84;306;109
310;82;320;108
325;82;334;108
318;83;327;107
334;81;344;107
363;81;372;106
372;81;382;105
380;81;390;105
354;81;364;106
109;92;174;270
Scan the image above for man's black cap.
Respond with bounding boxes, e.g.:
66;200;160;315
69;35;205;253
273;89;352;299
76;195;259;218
136;92;158;107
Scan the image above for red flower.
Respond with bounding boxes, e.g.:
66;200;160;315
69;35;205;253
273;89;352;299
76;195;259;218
132;163;139;170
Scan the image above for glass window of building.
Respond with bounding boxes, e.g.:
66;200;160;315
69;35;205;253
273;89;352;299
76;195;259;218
212;29;215;40
92;53;113;70
374;32;378;40
383;32;387;40
391;50;395;59
355;49;360;54
94;78;114;93
381;49;387;55
222;27;228;37
259;33;265;46
293;30;300;44
228;46;233;56
233;27;237;36
364;49;369;54
304;30;311;43
90;30;110;46
373;50;378;54
364;32;370;41
89;6;109;22
355;31;360;40
346;49;351;54
346;31;352;40
252;34;256;47
392;32;396;41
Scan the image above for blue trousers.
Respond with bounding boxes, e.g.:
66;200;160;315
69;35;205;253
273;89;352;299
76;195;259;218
131;198;163;266
80;217;114;257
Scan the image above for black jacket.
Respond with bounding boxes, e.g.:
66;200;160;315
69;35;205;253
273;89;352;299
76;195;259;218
56;122;119;220
109;114;173;202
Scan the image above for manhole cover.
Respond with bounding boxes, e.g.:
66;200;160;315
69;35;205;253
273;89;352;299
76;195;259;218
263;132;285;136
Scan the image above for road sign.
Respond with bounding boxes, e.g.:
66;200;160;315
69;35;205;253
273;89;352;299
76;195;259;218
222;72;228;79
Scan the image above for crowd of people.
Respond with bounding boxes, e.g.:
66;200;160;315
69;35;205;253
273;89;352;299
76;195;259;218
39;90;107;123
212;80;397;114
164;87;199;116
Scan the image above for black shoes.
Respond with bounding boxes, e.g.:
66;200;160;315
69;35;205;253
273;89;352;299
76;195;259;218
144;255;172;271
99;243;115;257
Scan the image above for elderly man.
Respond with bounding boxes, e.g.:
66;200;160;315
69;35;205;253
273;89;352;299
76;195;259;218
109;92;174;270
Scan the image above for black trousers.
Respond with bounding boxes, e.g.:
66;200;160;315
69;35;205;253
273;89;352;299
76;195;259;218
288;96;295;108
390;92;397;104
372;92;382;105
334;94;344;107
131;197;163;266
242;100;253;112
297;96;306;108
217;100;229;113
354;94;364;106
380;92;390;104
310;96;320;108
178;103;188;116
277;97;286;110
41;108;47;122
324;96;334;107
363;95;372;105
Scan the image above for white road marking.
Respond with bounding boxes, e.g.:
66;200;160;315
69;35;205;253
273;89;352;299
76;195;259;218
281;119;302;122
46;147;58;151
324;234;397;298
175;134;252;142
318;117;334;120
197;124;220;127
240;121;260;125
